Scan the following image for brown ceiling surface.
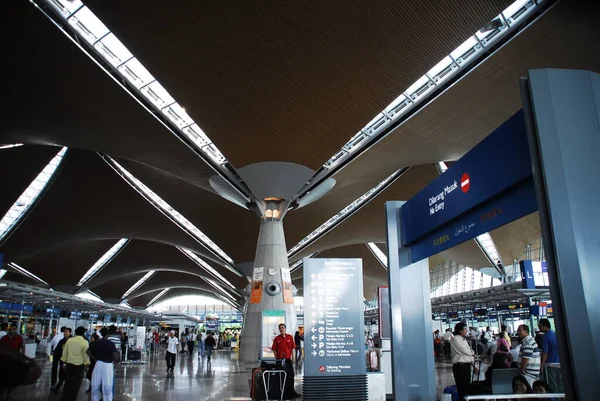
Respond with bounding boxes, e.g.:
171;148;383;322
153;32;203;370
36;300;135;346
302;0;600;238
12;240;116;288
290;164;440;258
0;145;59;219
116;159;259;263
0;1;214;191
128;290;162;308
86;0;511;169
127;271;214;300
91;272;145;301
489;212;541;265
87;239;247;290
0;150;217;263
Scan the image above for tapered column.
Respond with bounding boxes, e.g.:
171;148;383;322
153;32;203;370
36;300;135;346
240;219;297;364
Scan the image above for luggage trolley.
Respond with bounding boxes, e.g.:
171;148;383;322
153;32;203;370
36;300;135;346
252;358;287;401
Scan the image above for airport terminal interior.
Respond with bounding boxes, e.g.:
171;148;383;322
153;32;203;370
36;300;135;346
1;0;599;400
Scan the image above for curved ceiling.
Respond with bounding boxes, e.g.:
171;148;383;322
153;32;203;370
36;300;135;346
85;0;511;169
1;0;597;308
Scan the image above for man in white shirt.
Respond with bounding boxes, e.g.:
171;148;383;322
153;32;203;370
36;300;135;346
49;326;66;386
166;330;179;373
0;323;8;341
188;331;196;356
199;330;207;359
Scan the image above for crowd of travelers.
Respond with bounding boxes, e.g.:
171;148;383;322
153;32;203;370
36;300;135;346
440;318;560;400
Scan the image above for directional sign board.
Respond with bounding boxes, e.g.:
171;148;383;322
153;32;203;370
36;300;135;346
303;258;365;376
400;110;537;262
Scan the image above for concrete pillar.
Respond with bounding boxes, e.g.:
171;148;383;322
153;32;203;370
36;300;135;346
240;218;297;365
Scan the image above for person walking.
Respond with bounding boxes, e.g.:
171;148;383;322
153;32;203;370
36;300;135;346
188;331;196;356
85;333;99;394
0;323;9;341
204;332;217;362
87;329;120;401
294;330;303;364
165;330;179;373
51;327;71;393
450;322;478;401
199;330;207;359
60;326;90;401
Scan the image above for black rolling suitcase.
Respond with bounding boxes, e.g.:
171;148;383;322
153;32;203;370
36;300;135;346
251;359;287;401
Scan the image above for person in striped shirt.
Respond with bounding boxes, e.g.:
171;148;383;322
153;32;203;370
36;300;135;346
516;324;541;387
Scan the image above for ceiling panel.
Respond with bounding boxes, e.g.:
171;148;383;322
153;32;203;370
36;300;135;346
0;1;214;191
116;159;259;263
86;0;510;169
0;145;59;219
286;0;600;250
489;212;541;265
0;150;219;264
87;240;247;290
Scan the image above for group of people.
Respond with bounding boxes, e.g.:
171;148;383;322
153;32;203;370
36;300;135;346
164;330;218;373
450;319;560;400
48;324;121;401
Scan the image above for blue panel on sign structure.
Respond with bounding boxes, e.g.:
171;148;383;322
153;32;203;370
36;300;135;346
0;253;3;269
401;110;532;247
409;178;537;262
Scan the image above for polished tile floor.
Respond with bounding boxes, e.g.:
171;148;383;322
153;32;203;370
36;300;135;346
7;350;470;400
7;349;303;401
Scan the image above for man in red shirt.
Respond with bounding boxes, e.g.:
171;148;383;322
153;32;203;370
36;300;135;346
0;324;24;354
270;324;300;398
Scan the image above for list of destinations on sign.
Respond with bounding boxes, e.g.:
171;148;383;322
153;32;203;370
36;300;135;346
303;258;365;377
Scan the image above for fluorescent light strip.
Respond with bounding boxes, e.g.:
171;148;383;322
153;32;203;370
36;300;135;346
475;233;503;265
319;0;540;171
75;290;104;303
0;147;67;242
204;278;237;302
288;167;408;256
122;270;156;299
8;262;51;287
119;301;132;309
43;0;232;169
289;252;318;273
0;270;7;280
77;238;129;286
366;243;388;269
178;248;237;289
436;161;449;174
106;157;235;265
0;144;24;150
147;288;170;307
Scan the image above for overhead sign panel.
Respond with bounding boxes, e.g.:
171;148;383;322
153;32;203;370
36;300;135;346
400;111;531;247
303;258;365;377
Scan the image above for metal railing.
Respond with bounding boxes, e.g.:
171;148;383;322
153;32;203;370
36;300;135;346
464;394;565;400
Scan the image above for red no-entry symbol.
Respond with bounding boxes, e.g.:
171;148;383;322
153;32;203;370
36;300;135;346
319;366;326;373
461;173;470;193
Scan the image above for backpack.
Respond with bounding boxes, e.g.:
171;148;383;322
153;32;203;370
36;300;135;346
443;385;458;401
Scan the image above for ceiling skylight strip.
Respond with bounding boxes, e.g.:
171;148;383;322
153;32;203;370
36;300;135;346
77;238;129;287
366;243;388;269
147;288;170;307
8;262;51;287
289;252;318;273
122;270;155;299
0;147;68;243
178;247;239;290
103;156;237;267
204;278;237;302
475;233;503;266
0;270;7;280
41;0;249;200
288;167;410;257
295;0;542;201
0;144;24;150
76;290;104;303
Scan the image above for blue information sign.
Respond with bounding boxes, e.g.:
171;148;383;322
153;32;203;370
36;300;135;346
400;111;536;262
